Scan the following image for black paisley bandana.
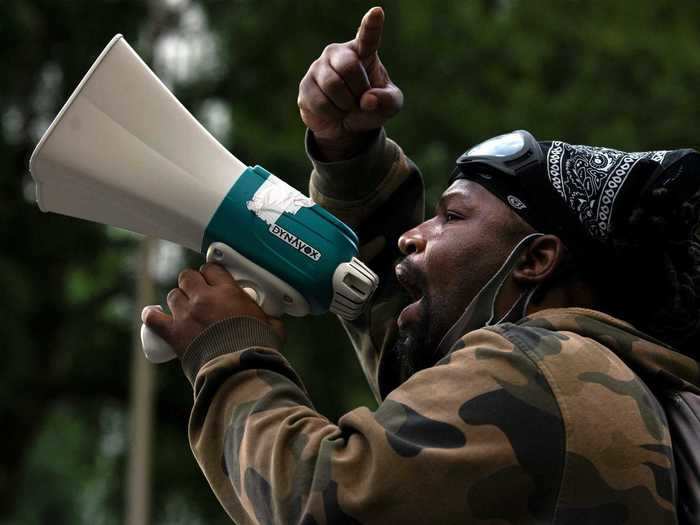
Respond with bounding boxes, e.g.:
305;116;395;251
544;142;668;242
455;137;700;250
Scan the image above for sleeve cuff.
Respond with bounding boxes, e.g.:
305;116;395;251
180;316;282;386
307;128;391;201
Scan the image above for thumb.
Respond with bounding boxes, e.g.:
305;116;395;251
359;83;404;117
356;6;384;63
142;305;173;340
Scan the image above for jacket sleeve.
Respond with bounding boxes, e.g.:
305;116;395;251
307;129;425;401
184;317;565;525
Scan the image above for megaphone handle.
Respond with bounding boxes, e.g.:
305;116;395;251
140;310;177;363
205;242;309;318
141;242;310;364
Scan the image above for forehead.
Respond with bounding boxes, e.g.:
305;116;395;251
437;178;524;228
439;179;495;206
439;178;536;242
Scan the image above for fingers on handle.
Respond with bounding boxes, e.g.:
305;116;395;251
200;262;236;287
356;6;384;61
166;287;188;317
178;268;205;296
142;305;173;340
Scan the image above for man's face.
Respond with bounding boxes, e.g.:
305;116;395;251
390;179;530;382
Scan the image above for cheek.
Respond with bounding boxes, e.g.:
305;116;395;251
424;234;479;292
422;226;504;302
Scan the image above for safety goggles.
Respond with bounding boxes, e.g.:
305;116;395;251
454;129;543;179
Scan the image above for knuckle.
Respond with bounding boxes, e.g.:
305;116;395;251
298;74;307;95
143;307;156;325
301;65;319;92
322;43;339;56
307;58;321;75
334;61;357;80
211;263;229;277
189;293;208;314
200;263;215;277
178;268;195;285
318;69;342;92
331;48;359;72
298;106;314;127
167;288;181;303
310;92;332;113
317;98;336;115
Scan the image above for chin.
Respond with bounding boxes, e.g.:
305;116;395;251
400;294;470;372
390;300;440;384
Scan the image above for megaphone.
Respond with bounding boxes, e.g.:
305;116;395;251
29;35;378;363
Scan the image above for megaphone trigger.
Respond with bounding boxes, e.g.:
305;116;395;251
241;286;260;304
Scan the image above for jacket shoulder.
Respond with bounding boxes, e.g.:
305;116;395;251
376;326;566;523
486;321;677;523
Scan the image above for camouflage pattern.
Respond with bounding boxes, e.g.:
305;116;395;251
181;130;697;523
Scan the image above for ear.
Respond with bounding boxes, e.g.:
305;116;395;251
511;234;566;286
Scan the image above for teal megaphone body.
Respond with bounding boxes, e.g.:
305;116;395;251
29;35;378;363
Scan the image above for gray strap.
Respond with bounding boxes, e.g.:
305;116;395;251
435;232;543;357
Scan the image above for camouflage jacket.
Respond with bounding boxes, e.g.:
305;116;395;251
181;130;700;524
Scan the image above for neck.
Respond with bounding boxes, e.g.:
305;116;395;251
495;277;599;319
526;281;599;315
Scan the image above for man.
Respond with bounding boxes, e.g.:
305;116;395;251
144;7;700;524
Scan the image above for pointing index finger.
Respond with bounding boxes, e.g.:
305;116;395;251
356;6;384;61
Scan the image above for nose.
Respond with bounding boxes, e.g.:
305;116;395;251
398;226;426;255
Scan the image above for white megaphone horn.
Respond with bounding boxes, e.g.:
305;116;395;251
29;35;378;364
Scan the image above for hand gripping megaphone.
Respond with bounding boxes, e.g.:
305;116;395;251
29;35;378;363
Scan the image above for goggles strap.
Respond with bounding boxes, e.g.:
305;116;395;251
435;232;543;357
492;282;541;325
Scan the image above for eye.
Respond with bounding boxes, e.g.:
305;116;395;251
445;210;463;223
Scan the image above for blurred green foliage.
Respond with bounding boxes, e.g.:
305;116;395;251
2;0;699;523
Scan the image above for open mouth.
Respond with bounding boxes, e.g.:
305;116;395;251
395;262;424;327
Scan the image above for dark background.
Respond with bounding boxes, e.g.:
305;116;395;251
2;1;699;523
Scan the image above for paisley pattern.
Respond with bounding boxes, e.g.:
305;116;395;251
546;141;667;241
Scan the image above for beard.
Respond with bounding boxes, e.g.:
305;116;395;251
384;278;475;392
384;257;479;393
388;296;441;385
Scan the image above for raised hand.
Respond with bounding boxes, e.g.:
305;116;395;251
298;7;403;160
